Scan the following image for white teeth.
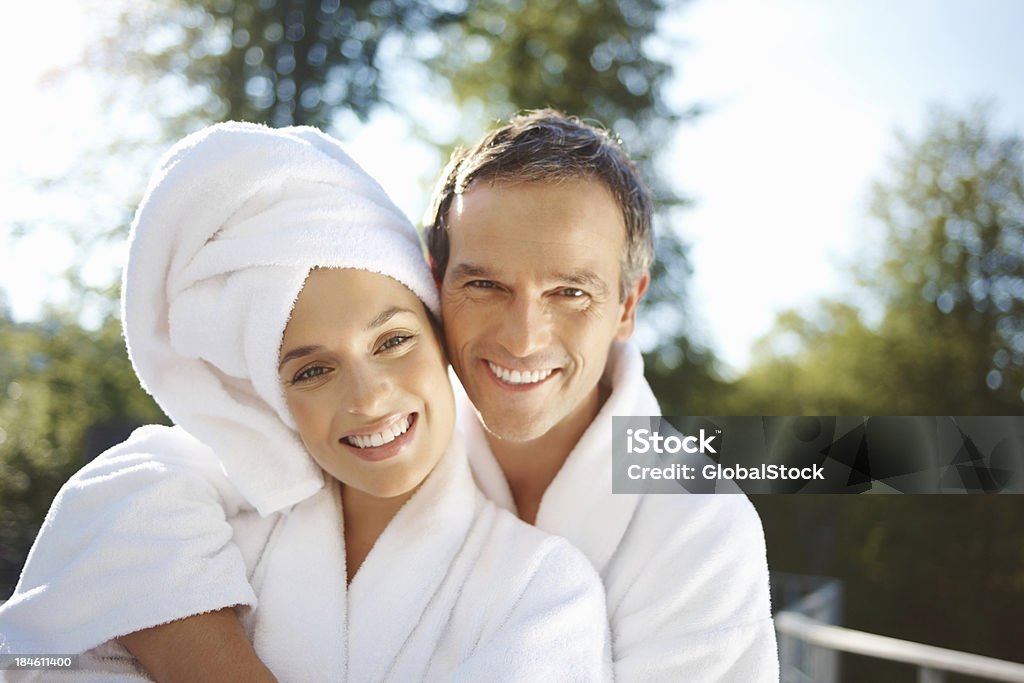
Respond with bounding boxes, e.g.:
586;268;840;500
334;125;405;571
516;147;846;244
487;361;554;385
345;415;413;448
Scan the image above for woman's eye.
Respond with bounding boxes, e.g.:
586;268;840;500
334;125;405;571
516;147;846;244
292;365;330;383
467;280;497;289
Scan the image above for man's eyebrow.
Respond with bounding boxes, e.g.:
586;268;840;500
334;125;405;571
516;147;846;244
278;345;325;371
364;306;417;332
552;269;610;295
447;263;492;281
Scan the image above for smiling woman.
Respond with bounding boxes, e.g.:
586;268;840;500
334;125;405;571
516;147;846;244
0;122;612;681
279;268;456;580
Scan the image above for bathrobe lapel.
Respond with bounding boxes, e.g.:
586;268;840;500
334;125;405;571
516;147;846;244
459;342;656;575
251;484;348;682
346;441;478;681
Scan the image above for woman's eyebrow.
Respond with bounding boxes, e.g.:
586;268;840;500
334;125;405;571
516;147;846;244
365;306;416;331
278;344;325;371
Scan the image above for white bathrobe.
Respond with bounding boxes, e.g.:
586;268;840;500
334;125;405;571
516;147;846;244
0;424;611;682
460;342;779;682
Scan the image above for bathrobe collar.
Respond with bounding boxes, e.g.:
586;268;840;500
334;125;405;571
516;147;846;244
457;341;658;573
252;437;479;681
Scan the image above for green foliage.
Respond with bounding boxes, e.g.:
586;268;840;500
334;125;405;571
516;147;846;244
722;105;1024;415
0;311;166;585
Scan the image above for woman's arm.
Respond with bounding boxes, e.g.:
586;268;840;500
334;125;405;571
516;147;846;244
119;609;276;683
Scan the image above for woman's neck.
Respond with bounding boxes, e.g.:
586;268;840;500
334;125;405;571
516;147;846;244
340;485;415;583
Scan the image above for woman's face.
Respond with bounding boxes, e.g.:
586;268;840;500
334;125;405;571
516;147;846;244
279;268;454;498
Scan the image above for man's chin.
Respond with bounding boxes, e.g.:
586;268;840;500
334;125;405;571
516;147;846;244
478;413;555;444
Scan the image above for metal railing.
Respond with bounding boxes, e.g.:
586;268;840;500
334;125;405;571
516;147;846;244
774;574;1024;682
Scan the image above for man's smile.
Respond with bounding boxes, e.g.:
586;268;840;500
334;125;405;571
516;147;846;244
485;360;559;387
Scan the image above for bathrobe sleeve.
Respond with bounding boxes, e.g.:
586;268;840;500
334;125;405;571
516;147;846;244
607;494;779;682
0;425;256;657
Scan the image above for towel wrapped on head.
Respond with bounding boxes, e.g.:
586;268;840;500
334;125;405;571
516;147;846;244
123;121;440;516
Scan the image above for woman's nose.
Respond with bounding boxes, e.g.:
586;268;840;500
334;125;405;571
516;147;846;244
343;363;393;416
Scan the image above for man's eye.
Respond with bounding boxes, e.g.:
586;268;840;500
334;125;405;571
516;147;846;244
467;280;498;289
560;288;586;298
379;334;412;352
293;365;330;383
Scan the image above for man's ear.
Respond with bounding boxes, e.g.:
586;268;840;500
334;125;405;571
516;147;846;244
615;270;650;341
427;252;443;290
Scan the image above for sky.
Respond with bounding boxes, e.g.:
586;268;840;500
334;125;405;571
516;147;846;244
2;0;1024;374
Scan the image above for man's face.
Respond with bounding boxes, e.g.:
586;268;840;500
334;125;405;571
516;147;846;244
441;178;646;442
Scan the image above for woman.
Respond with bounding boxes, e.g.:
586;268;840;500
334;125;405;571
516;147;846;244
0;122;611;681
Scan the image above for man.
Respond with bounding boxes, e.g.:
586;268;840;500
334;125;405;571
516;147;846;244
2;111;777;681
426;110;777;679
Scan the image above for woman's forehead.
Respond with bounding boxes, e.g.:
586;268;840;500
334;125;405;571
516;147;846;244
288;269;425;333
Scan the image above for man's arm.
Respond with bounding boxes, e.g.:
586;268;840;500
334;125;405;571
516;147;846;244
119;609;276;683
0;426;258;660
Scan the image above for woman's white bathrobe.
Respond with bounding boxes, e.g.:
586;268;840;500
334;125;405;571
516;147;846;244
0;424;611;682
462;341;779;682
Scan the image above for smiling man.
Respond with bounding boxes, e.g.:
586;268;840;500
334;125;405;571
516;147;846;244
423;110;778;680
439;177;642;523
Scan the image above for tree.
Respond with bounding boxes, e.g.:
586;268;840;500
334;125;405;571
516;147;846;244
728;105;1024;415
0;312;167;594
869;104;1024;411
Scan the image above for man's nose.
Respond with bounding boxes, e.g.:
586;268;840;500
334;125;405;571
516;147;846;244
344;363;392;415
495;296;552;358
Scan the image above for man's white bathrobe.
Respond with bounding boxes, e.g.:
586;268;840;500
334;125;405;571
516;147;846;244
461;341;779;682
0;425;611;682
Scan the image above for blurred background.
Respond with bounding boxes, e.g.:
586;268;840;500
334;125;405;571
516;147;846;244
1;0;1022;679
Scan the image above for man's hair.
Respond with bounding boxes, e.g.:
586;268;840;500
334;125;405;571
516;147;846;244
424;109;654;300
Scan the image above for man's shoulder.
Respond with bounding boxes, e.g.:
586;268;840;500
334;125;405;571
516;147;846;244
607;492;768;584
638;491;763;531
603;492;774;654
634;492;766;559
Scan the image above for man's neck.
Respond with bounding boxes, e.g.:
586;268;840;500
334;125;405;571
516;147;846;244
487;379;611;524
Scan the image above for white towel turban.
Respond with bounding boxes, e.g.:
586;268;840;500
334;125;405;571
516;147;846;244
122;121;440;516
